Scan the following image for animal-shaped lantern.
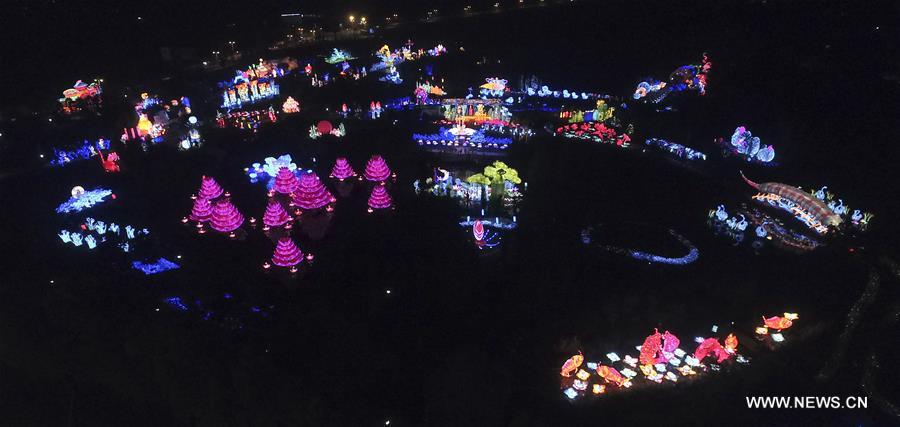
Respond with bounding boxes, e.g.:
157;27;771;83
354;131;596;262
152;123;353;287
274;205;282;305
596;365;629;388
694;338;732;363
560;353;583;377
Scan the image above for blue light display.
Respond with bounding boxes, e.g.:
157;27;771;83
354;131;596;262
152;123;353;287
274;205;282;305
133;258;180;275
628;231;699;265
56;188;113;214
164;296;189;311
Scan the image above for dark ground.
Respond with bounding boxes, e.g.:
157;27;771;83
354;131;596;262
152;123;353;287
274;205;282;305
1;1;899;426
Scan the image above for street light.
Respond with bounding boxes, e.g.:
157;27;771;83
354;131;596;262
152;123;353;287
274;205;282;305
348;15;355;23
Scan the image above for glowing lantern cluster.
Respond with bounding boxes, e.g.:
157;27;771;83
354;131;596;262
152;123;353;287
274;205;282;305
367;185;393;212
560;353;583;377
291;171;335;211
560;312;798;401
555;122;631;147
282;96;300;113
210;199;244;233
364;155;392;182
262;200;291;228
272;237;303;266
757;312;798;334
330;157;357;181
273;167;300;194
269;237;304;272
190;197;213;222
693;337;731;364
197;176;225;200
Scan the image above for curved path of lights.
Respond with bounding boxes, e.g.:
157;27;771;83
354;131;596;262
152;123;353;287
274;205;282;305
588;225;699;266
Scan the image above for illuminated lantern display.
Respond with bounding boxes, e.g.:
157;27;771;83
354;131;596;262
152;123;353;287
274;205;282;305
271;237;303;267
742;173;841;234
262;200;291;228
364;155;391;182
473;220;485;241
662;331;680;355
470;220;502;249
98;151;120;173
596;365;629;388
316;120;333;136
210;199;244;232
291;172;335;210
189;197;213;222
762;313;798;331
561;354;584;377
136;114;152;136
197;176;225;200
282;96;300;113
56;188;114;214
560;311;795;401
724;333;739;353
727;126;775;163
273;167;300;194
367;185;393;212
330;157;356;181
639;329;663;365
693;338;731;363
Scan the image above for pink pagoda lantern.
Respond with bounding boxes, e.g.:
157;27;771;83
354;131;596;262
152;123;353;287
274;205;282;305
330;157;357;181
262;199;291;229
197;175;225;200
364;155;392;182
291;171;335;211
210;198;245;233
367;185;393;212
270;237;304;272
189;197;213;222
273;167;300;194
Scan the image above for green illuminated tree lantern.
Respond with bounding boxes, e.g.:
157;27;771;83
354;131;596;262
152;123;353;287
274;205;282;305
483;161;521;185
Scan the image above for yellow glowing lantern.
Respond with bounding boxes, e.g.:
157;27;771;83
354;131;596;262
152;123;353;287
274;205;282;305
724;333;738;353
678;365;696;376
592;384;605;395
137;114;152;136
575;369;590;381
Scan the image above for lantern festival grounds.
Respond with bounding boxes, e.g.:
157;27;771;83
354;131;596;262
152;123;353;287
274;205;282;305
1;3;898;426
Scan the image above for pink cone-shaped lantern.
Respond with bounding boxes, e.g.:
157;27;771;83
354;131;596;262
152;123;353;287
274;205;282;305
273;167;300;194
291;171;335;210
272;237;304;267
198;176;224;200
367;185;393;211
190;197;213;222
262;199;291;227
210;198;245;232
364;155;391;182
330;157;356;180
